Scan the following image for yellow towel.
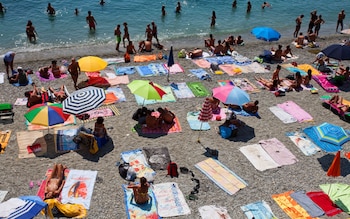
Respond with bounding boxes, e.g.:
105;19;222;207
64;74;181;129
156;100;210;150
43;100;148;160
297;64;320;75
0;130;11;154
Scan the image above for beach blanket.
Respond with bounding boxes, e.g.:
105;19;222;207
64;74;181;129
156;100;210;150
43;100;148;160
192;58;211;68
104;75;129;86
143;147;171;170
189;68;211;80
239;144;280;171
0;130;11;154
142;115;182;134
211;107;227;121
232;78;260;93
272;191;315;219
26;115;76;131
134;54;157;62
277;100;313;123
0;72;4;84
199;205;232;219
205;56;235;65
269;106;297;124
37;168;70;200
16;131;47;159
240;200;277;219
104;57;124;65
114;66;136;75
0;190;8;203
54;126;80;153
106;86;126;102
14;97;28;106
306;191;343;216
320;184;350;214
171;82;195;99
186;81;210;97
297;64;320;76
195;158;248;195
303;126;341;152
231;52;252;66
136;65;154;77
259;138;298;166
11;75;33;87
61;169;97;209
85;72;100;77
148;63;168;76
247;62;270;73
164;63;184;74
285;66;308;76
218;79;235;86
312;75;339;93
121;149;156;179
82;105;120;123
290;190;325;217
122;184;160;219
285;131;320;156
153;182;191;217
219;64;241;76
135;86;176;105
103;92;119;105
186;111;210;130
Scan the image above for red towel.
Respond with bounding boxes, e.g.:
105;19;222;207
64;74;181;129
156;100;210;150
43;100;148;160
306;191;342;216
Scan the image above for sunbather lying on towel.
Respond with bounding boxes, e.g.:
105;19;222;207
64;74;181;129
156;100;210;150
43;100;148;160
25;83;43;107
242;100;259;114
45;163;66;199
329;95;350;113
255;76;278;91
127;177;150;204
49;85;67;103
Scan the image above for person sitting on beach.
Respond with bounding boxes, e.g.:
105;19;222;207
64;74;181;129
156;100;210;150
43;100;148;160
295;32;305;46
303;69;313;86
25;83;42;107
138;40;152;52
211;40;225;56
209;97;220;114
282;45;293;59
235;35;244;45
132;107;152;124
39;67;50;79
9;67;29;85
316;59;332;73
145;110;160;129
188;48;203;59
223;41;234;55
255;76;279;91
46;3;55;15
49;60;61;78
204;34;215;48
242;100;259;114
94;117;107;138
158;107;176;124
49;85;67;103
45;164;66;199
127;177;150;205
329;95;350;113
224;35;235;45
289;71;302;91
272;45;283;61
126;41;137;54
272;65;281;83
307;30;317;43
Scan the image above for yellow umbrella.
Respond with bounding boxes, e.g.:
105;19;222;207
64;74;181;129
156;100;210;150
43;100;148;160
78;56;108;72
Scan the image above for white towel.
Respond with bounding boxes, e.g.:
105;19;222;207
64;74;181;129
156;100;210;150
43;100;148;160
0;198;26;218
269;106;297;123
0;72;5;84
199;205;232;219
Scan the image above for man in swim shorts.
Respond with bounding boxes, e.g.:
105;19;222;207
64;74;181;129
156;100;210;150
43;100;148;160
3;51;15;79
114;24;121;51
336;9;345;32
68;57;80;89
86;11;97;30
294;14;304;38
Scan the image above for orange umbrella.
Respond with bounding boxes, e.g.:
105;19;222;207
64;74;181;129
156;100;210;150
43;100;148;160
327;151;341;177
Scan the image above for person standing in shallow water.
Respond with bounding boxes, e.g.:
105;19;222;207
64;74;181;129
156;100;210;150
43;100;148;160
232;0;237;8
175;2;181;13
161;5;166;16
247;1;252;13
114;24;121;51
210;11;216;27
336;9;345;32
86;11;97;31
26;20;38;43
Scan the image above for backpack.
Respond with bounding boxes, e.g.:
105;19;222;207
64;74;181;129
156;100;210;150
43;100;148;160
167;162;179;178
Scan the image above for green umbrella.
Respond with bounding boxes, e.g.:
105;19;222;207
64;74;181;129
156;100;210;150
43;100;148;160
127;80;166;105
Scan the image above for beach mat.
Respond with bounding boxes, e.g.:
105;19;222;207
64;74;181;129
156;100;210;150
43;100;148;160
136;65;155;77
114;66;136;75
153;182;191;217
143;147;171;170
199;205;232;219
205;56;235;65
14;98;28;106
306;191;343;216
192;58;211;68
259;138;298;166
290;190;325;217
269;106;297;124
121;149;155;179
285;131;321;156
303;126;341;152
171;82;195;99
186;111;210;130
106;86;126;102
35;71;56;82
219;64;242;76
16;131;47;158
82;105;120;123
186;81;210;97
26;115;76;131
239;144;280;171
122;184;160;219
312;75;339;93
104;75;129;85
163;63;184;74
272;191;316;219
211;107;227;121
61;169;97;209
134;86;176;105
240;200;277;219
103;92;119;105
189;68;211;80
134;54;157;62
11;75;33;87
277;100;313;123
195;158;248;195
142;116;182;134
247;62;269;73
297;64;320;76
232;78;260;93
0;130;11;154
54;126;80;153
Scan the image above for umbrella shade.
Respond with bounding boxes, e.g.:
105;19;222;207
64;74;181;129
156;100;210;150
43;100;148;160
127;80;166;100
3;196;47;219
327;151;341;177
63;86;106;115
315;122;350;146
78;56;108;72
251;27;281;42
321;44;350;60
24;103;70;126
212;85;250;105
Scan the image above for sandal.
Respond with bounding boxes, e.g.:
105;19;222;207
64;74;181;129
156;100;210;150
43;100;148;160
186;194;198;201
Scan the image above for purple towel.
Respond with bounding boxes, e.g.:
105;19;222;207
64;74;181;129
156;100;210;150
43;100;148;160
277;100;313;123
259;138;298;165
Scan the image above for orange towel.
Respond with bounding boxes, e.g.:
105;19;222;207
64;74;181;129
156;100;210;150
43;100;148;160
103;92;119;105
0;130;11;154
134;54;157;62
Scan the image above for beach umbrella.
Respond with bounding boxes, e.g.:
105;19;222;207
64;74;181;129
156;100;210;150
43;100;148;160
320;183;350;213
212;85;250;106
321;44;350;61
1;196;47;219
78;56;108;72
197;98;213;143
63;86;106;115
251;27;281;42
24;103;70;126
167;46;174;82
314;122;350;146
327;151;341;177
127;80;166;105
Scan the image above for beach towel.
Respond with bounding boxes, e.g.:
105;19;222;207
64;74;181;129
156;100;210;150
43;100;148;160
82;105;120;122
211;107;227;121
35;71;57;82
277;101;313;123
217;80;235;87
171;82;195;99
199;205;232;219
26;115;76;131
320;184;350;214
163;63;184;74
142;115;182;134
0;72;4;84
122;184;160;219
114;66;136;75
16;131;47;159
303;126;341;152
0;198;27;218
143;147;171;170
106;86;126;102
269;106;297;124
240;200;277;219
297;64;320;76
247;62;269;73
136;65;158;77
121;149;156;179
61;169;97;209
186;82;210;97
104;75;129;86
195;158;248;195
153;182;191;217
148;63;168;76
14;97;28;106
186;111;210;130
85;72;100;77
54;126;80;153
231;52;252;65
134;54;157;62
219;64;241;76
0;130;11;154
189;68;211;80
290;190;325;217
0;190;8;203
103;92;119;105
205;56;235;65
37;168;70;200
285;67;308;76
232;78;260;94
11;75;32;87
192;58;211;68
231;108;260;117
104;57;124;65
306;191;343;216
312;75;339;93
135;86;176;105
259;138;298;166
239;144;281;171
285;131;320;156
272;191;315;219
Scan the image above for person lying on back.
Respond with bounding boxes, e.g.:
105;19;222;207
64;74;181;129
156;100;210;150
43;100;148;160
158;107;175;124
242;100;259;114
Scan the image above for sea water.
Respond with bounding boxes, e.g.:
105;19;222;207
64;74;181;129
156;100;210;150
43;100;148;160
0;0;348;56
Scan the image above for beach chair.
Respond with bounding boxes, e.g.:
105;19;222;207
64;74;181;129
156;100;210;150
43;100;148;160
0;103;14;122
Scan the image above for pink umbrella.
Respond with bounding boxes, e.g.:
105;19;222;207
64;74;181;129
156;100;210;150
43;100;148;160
197;98;213;142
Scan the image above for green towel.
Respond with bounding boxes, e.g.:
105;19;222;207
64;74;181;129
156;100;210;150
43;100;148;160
186;82;210;97
0;103;12;111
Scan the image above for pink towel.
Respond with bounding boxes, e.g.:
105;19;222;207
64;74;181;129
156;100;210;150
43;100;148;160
312;75;339;93
277;100;313;122
259;138;298;165
163;63;184;74
192;59;211;68
104;75;129;85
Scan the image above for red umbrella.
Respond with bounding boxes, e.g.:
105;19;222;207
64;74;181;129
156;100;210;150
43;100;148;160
197;98;213;142
327;151;341;177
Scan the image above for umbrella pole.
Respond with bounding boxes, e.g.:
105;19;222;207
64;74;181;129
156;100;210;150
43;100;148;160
197;122;203;143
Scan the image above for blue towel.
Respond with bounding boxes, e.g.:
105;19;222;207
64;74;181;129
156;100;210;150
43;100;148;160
290;190;325;217
187;111;210;130
136;65;154;77
286;67;307;76
231;108;260;117
241;200;277;219
189;69;211;80
114;66;136;75
12;75;33;87
205;56;235;65
303;126;341;152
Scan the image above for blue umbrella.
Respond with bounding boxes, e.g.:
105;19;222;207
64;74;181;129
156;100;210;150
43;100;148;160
251;27;281;42
314;122;350;146
167;46;174;82
321;44;350;61
212;85;250;105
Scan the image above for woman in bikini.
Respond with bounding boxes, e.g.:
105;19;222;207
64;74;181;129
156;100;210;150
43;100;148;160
127;177;150;204
45;164;66;199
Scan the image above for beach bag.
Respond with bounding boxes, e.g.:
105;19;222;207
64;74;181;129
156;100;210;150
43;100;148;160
89;138;99;154
210;63;219;71
178;49;186;58
167;161;179;178
219;125;232;139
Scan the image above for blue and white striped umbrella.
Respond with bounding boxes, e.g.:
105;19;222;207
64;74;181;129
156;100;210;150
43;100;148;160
63;86;106;115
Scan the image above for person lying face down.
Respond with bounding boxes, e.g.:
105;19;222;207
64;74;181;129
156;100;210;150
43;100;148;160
157;107;175;124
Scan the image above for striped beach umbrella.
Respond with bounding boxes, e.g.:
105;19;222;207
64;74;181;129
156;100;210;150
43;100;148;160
197;98;213;143
63;86;106;115
314;122;350;146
